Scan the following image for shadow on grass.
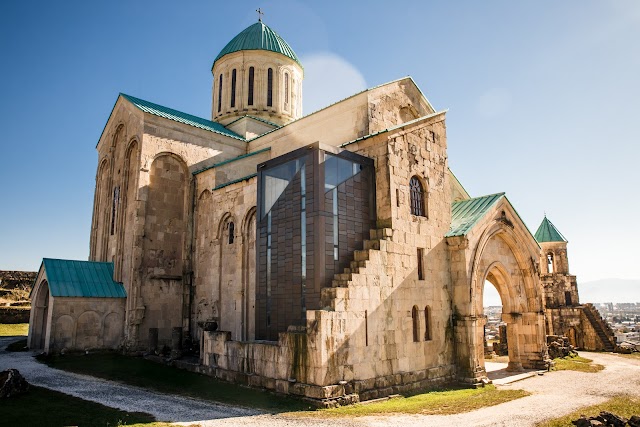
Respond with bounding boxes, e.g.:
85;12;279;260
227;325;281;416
40;352;313;413
3;385;155;427
5;337;28;352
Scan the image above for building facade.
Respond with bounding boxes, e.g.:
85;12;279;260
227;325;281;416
28;19;609;404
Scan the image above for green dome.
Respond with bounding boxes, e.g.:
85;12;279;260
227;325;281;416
214;22;301;67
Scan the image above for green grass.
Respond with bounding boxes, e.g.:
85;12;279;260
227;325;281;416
537;395;640;427
1;385;156;427
552;355;604;373
0;323;28;336
290;385;529;417
41;352;312;412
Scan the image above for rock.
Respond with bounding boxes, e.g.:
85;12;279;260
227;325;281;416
628;415;640;427
572;416;591;427
599;411;627;427
0;369;30;398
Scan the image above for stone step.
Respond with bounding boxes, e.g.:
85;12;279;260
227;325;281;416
363;240;380;250
335;273;352;281
369;228;393;240
351;260;368;269
353;250;370;262
331;279;349;288
343;267;360;275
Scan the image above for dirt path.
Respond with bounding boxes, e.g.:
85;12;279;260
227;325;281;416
2;336;639;427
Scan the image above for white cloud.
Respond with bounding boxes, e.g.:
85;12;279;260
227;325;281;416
300;52;367;115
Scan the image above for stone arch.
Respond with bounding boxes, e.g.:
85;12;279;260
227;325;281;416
28;280;50;351
241;207;257;340
102;311;123;349
216;212;241;339
91;157;111;260
142;152;189;278
467;219;547;376
75;311;101;350
139;152;189;347
193;190;215;336
115;138;139;283
52;315;74;351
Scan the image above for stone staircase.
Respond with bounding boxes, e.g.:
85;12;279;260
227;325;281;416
582;303;616;352
321;228;393;310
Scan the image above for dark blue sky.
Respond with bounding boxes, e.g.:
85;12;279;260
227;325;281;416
1;1;639;283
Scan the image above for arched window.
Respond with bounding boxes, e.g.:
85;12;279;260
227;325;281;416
110;186;120;235
412;305;420;342
284;72;289;105
410;176;426;217
547;253;554;274
228;222;235;244
248;67;255;106
217;74;223;113
230;69;237;108
424;306;432;341
267;68;273;107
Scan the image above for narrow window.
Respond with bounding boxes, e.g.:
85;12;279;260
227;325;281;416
417;248;424;280
565;291;572;306
230;69;237;108
396;188;400;207
412;305;420;342
248;66;255;106
410;176;426;217
228;222;234;244
284;72;289;105
424;306;432;341
110;186;120;235
547;253;554;274
217;74;223;113
365;310;368;346
267;68;273;107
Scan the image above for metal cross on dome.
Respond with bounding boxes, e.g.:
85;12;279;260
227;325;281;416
256;8;264;22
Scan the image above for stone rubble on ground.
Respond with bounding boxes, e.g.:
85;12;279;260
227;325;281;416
572;412;640;427
0;368;30;398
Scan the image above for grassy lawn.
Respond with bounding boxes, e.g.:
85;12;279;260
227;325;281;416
553;355;604;373
537;395;640;427
290;385;529;417
0;323;28;336
42;352;311;412
2;385;158;427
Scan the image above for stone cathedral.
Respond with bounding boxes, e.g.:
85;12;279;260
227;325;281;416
28;19;614;403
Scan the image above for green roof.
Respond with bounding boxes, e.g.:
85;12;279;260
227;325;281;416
534;216;567;243
41;259;126;298
120;94;244;140
446;193;505;237
214;21;301;67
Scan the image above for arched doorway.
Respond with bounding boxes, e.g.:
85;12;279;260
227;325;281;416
478;264;524;373
450;214;548;384
29;280;50;351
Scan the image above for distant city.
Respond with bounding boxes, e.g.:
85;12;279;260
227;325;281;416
484;302;640;350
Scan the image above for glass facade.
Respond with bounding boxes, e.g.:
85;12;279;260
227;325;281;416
256;143;375;340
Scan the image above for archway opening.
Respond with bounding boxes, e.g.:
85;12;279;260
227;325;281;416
483;278;508;365
482;272;509;374
30;281;50;350
478;265;525;378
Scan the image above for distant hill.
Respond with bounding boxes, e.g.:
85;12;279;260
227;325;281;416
578;279;640;303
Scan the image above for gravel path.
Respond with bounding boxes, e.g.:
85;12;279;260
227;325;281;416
0;337;260;423
2;336;639;426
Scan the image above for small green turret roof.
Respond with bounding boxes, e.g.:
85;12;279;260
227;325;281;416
214;21;301;67
534;216;567;243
